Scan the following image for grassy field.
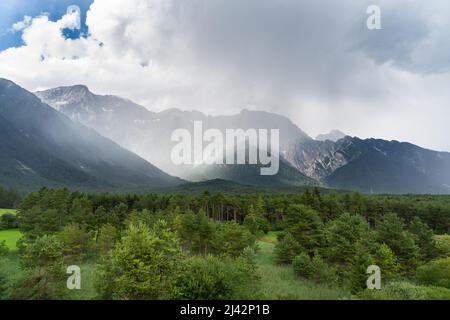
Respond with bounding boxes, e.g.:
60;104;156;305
256;234;351;300
0;229;22;251
0;208;17;216
259;231;279;244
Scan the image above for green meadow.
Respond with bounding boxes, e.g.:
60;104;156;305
0;208;20;250
256;235;350;300
0;208;16;216
0;229;22;251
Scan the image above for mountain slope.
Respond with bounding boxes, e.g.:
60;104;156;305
284;136;450;194
323;138;450;194
0;79;183;192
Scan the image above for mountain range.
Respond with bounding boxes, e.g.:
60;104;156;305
35;84;450;194
1;80;449;194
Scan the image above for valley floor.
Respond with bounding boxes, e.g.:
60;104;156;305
0;229;350;300
256;234;351;299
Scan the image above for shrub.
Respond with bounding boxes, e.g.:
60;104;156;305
171;249;260;300
16;235;65;299
416;257;450;289
210;221;255;257
357;281;450;300
0;213;18;230
435;234;450;257
309;255;338;285
292;252;314;278
292;252;337;285
0;241;8;257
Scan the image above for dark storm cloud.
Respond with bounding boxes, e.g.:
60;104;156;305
1;0;449;151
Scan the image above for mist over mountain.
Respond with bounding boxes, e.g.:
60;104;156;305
185;154;317;188
0;79;183;192
36;86;311;186
36;84;450;194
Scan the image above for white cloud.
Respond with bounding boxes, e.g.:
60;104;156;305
10;15;32;33
60;5;82;30
0;0;449;151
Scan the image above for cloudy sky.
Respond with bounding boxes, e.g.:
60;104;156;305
0;0;449;151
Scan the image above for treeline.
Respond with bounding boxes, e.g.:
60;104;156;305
0;186;21;209
16;187;450;234
0;187;449;300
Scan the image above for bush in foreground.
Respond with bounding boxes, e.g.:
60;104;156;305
416;257;450;289
357;281;450;300
171;248;260;300
94;220;182;300
292;252;338;285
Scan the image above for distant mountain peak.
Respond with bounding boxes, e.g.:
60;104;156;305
41;84;92;95
316;129;347;142
69;84;90;92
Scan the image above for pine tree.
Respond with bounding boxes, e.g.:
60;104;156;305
376;213;420;273
283;204;322;255
274;232;302;264
94;220;182;300
375;243;400;281
409;217;439;261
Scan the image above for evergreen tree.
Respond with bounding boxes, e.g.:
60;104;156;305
57;223;91;262
283;204;322;255
17;235;65;299
96;224;117;254
94;220;182;299
375;243;401;281
322;212;378;287
409;217;439;261
243;204;269;235
274;232;302;264
376;213;420;273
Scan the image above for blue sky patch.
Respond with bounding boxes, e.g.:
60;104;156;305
0;0;93;51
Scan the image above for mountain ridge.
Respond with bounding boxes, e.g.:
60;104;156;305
35;84;450;194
